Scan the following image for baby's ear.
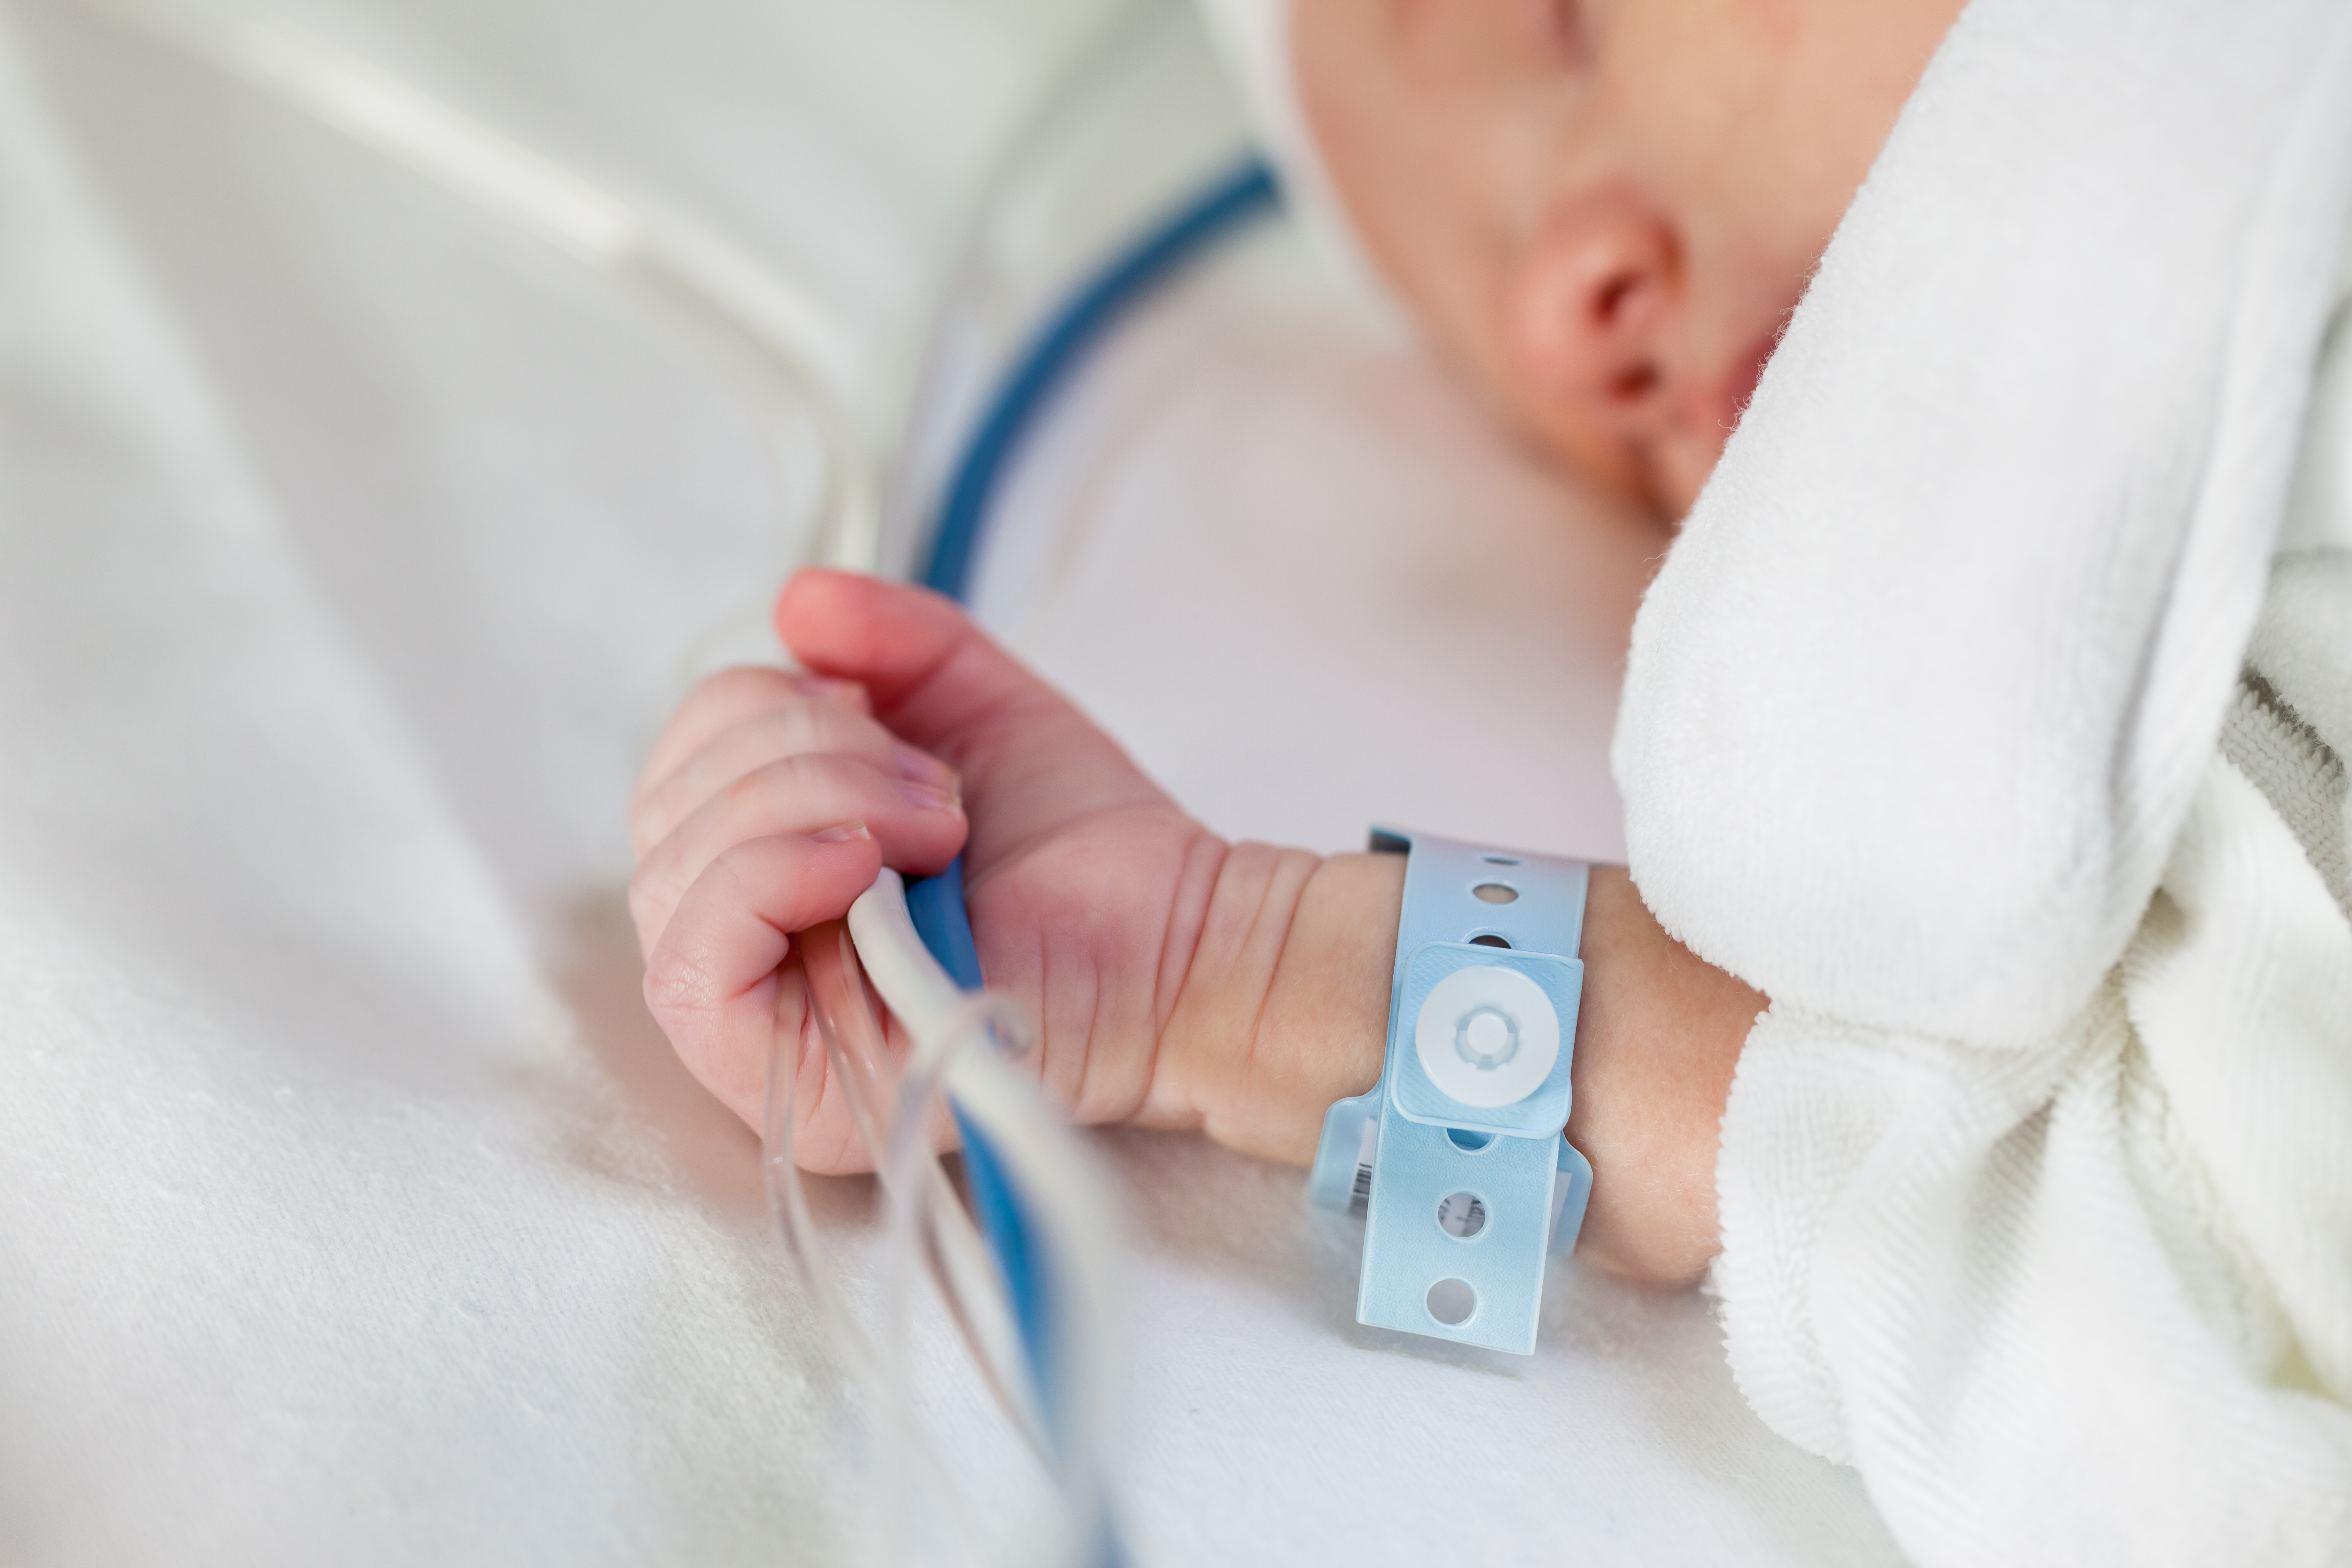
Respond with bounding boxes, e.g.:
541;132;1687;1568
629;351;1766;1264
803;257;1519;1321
1502;189;1679;444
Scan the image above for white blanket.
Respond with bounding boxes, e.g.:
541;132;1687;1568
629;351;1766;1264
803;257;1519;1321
1615;0;2352;1560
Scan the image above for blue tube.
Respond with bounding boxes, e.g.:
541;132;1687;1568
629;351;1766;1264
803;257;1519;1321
905;155;1280;1559
904;863;1054;1403
920;157;1280;602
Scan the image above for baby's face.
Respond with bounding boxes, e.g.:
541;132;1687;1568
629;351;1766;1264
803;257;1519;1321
1295;0;1963;519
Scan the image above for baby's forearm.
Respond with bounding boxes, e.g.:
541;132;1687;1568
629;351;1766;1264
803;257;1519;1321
1571;868;1764;1281
1142;845;1760;1285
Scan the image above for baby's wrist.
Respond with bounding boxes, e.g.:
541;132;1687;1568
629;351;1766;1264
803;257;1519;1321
1141;847;1400;1162
1561;867;1760;1282
1142;845;1757;1288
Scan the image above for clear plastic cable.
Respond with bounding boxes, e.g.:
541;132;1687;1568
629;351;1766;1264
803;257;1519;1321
793;918;1043;1452
84;0;879;579
776;884;1123;1568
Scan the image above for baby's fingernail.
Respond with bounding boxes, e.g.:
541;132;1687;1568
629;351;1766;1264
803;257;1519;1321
892;744;958;790
792;675;870;712
810;821;872;844
892;779;960;812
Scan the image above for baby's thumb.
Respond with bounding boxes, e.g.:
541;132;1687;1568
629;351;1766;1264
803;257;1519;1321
775;571;1167;842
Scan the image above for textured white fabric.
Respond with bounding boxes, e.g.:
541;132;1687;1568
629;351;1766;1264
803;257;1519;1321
1615;0;2352;1560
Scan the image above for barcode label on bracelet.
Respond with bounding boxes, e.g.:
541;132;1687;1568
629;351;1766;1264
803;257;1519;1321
1348;1116;1378;1216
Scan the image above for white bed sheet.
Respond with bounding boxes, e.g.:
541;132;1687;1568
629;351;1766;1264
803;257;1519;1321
0;3;1905;1563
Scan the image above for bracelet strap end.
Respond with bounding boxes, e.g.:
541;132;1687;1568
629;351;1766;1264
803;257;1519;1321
1550;1135;1593;1258
1310;1092;1380;1212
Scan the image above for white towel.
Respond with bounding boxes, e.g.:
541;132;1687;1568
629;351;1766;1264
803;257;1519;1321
1614;0;2352;1561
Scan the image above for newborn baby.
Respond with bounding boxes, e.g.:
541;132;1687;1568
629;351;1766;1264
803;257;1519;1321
628;0;1963;1285
631;1;2352;1563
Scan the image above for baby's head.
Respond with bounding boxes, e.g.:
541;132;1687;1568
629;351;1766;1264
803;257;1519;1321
1269;0;1964;518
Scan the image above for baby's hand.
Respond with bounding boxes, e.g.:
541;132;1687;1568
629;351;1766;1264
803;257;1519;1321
629;570;1384;1174
627;651;970;1164
631;569;1761;1282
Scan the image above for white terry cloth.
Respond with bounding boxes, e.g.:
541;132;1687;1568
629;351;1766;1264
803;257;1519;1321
1614;0;2352;1561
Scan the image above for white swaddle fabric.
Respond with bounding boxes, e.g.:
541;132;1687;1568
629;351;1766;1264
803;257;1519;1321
1614;0;2352;1561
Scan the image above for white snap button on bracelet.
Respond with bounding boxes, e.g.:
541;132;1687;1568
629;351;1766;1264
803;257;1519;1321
1413;964;1560;1109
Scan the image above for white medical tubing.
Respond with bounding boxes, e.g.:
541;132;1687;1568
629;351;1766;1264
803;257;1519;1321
85;0;880;573
862;874;1123;1568
771;874;1122;1568
760;957;881;1392
792;916;1044;1452
845;869;971;1044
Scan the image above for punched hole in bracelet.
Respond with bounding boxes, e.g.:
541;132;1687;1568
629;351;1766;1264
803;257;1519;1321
1445;1128;1493;1152
1483;855;1519;865
1426;1278;1477;1326
1472;883;1519;905
1468;934;1511;949
1436;1192;1488;1238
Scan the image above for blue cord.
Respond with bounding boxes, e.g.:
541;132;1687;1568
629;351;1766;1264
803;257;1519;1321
904;155;1279;1560
903;857;984;992
904;864;1052;1408
920;157;1280;603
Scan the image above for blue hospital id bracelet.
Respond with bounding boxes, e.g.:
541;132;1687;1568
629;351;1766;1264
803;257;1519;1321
1308;828;1595;1355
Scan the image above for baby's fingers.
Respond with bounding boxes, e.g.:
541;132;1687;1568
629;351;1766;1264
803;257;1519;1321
643;826;882;1130
777;570;1169;861
632;694;953;858
630;752;966;962
640;665;869;797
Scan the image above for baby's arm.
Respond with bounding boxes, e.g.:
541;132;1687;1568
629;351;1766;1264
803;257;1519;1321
629;571;1759;1283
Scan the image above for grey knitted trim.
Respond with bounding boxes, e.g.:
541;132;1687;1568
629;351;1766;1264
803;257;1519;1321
2220;670;2352;923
